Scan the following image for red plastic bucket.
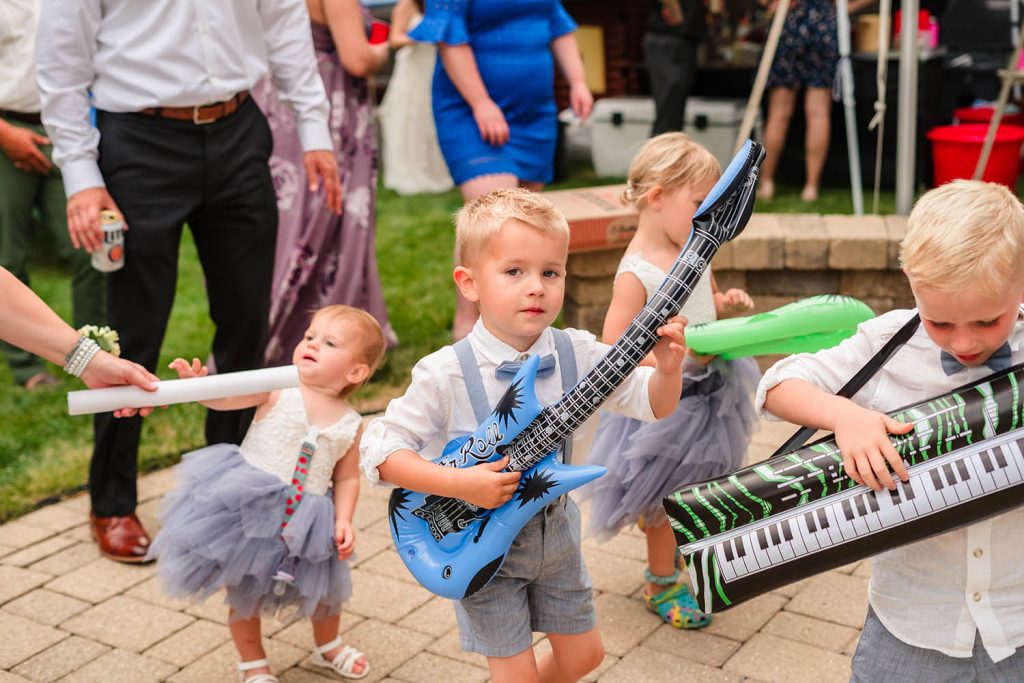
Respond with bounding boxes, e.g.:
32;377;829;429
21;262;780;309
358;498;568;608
953;106;1024;128
927;123;1024;188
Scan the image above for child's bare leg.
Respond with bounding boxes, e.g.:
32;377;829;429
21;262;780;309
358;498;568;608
539;629;604;683
229;610;270;679
311;610;366;676
644;519;678;595
488;648;540;683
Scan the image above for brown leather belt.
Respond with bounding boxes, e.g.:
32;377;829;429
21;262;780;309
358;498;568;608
138;91;249;124
0;109;42;125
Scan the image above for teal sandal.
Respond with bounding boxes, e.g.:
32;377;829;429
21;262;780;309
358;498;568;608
642;568;711;629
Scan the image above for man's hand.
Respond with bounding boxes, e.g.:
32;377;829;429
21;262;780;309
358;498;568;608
67;187;125;253
458;456;522;509
304;150;342;215
0;121;52;174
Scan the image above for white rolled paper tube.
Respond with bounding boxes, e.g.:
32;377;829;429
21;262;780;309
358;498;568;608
67;365;300;416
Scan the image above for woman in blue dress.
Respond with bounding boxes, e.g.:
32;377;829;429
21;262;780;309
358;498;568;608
410;0;593;339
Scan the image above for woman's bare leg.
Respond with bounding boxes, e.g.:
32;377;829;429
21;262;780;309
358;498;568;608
758;87;797;200
802;87;832;202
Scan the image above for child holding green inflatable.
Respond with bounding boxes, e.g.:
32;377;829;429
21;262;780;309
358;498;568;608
581;132;760;630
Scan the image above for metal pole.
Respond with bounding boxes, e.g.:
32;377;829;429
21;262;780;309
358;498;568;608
895;0;919;215
835;0;864;214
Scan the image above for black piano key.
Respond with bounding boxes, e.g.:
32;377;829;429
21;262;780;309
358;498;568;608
804;511;817;532
903;481;916;500
816;508;829;529
955;458;971;481
854;495;868;516
769;524;782;546
757;527;768;550
867;493;880;512
842;498;854;521
783;519;794;542
980;450;995;473
888;486;902;504
929;468;944;490
723;538;734;561
942;463;957;486
735;535;746;558
995;447;1009;469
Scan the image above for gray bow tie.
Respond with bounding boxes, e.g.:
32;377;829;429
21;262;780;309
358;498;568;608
940;342;1013;375
495;354;556;380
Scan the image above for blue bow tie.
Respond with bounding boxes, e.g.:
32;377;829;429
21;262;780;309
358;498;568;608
495;354;556;380
940;342;1013;375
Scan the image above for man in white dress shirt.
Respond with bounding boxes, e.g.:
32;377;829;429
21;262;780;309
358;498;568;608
36;0;343;563
0;0;104;391
759;181;1024;679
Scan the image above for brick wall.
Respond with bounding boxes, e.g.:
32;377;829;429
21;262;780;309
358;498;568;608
564;213;916;343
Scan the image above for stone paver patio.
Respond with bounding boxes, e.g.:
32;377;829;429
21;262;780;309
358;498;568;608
0;418;867;682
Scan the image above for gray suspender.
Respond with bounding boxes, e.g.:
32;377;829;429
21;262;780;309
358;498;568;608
453;329;578;463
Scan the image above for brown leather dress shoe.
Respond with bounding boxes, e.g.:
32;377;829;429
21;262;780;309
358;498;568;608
90;513;153;563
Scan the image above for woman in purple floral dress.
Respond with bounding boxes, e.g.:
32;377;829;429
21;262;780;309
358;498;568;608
253;0;396;367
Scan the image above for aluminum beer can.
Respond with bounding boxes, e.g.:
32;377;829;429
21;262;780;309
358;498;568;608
92;210;125;272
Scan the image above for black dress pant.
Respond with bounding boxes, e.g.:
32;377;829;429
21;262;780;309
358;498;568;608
90;98;277;516
644;32;699;136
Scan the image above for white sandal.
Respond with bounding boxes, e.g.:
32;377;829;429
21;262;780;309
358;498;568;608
237;658;279;683
309;636;370;680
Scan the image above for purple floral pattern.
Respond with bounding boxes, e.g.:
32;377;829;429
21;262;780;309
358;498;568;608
253;20;396;367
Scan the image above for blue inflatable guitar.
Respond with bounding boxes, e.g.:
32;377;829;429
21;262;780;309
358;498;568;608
388;140;766;599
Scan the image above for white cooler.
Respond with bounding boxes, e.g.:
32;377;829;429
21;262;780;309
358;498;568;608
589;97;655;177
685;97;761;170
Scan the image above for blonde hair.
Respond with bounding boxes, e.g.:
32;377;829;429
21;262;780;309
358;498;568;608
311;305;386;398
622;132;721;209
454;188;570;265
900;180;1024;297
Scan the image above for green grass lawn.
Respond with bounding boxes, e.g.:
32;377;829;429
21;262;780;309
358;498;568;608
0;172;889;521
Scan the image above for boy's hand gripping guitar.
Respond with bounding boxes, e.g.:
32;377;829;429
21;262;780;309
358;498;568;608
388;140;766;599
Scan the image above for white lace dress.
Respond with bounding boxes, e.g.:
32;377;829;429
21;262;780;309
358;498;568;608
149;388;361;620
581;254;761;539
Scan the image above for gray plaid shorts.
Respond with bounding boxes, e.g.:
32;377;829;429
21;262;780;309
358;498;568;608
453;497;597;657
852;606;1024;682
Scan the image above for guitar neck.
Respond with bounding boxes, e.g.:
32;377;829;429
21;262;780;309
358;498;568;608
504;228;724;471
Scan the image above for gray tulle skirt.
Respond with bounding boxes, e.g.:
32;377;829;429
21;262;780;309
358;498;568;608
148;444;353;621
582;356;760;540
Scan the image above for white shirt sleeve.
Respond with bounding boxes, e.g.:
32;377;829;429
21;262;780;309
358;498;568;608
754;313;906;419
36;0;105;197
257;0;332;151
360;353;454;487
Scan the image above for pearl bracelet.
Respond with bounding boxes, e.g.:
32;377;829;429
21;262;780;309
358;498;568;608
63;337;101;377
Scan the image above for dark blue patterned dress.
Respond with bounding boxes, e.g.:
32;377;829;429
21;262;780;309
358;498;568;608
409;0;577;185
767;0;838;90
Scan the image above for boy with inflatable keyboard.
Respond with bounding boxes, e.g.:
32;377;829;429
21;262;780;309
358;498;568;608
759;180;1024;680
359;188;688;682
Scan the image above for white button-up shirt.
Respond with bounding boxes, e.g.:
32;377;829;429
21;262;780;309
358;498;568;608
35;0;332;197
361;320;657;487
0;0;40;112
756;308;1024;661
